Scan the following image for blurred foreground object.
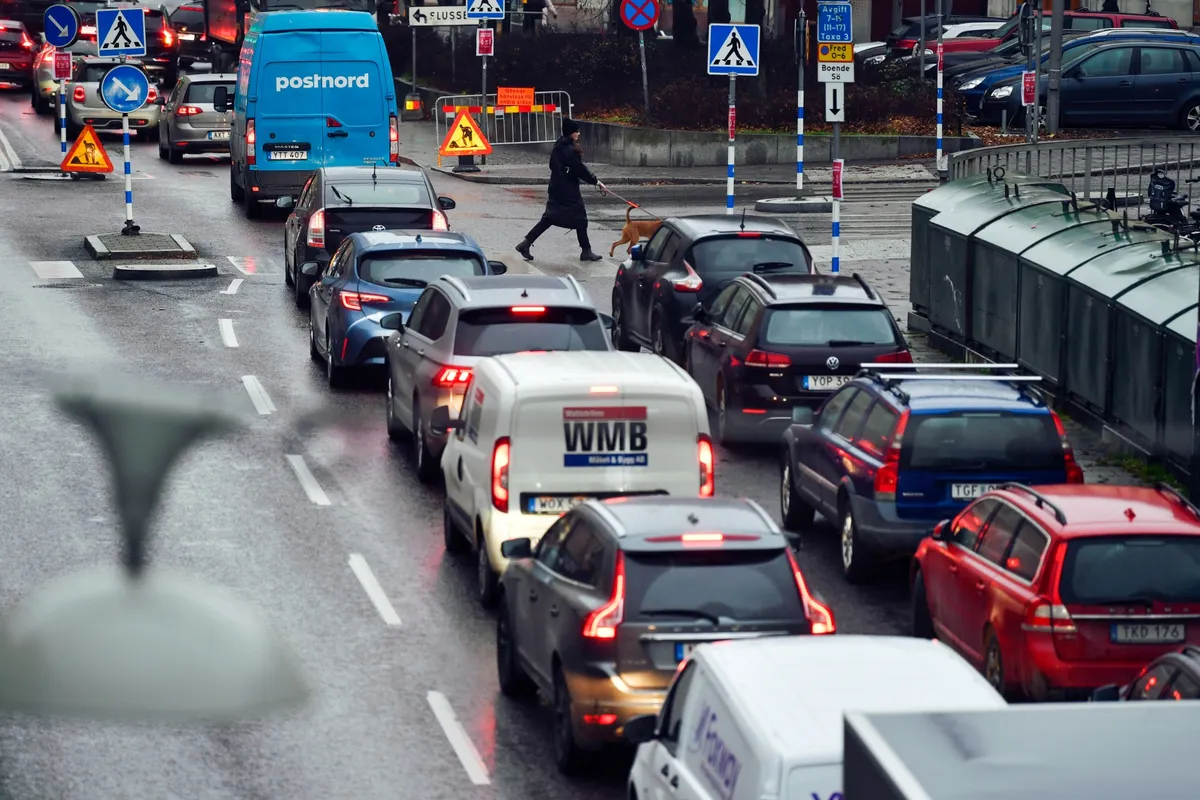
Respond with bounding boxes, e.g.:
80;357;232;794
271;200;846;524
0;373;310;720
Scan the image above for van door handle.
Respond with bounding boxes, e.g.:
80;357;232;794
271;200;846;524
717;341;727;348
1118;80;1132;86
401;341;409;348
327;130;348;138
456;457;464;481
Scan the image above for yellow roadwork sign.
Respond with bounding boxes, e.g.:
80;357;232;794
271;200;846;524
438;109;493;157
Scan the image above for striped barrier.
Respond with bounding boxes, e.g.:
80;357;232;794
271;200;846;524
433;91;573;154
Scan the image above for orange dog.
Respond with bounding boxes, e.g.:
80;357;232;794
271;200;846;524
609;205;662;257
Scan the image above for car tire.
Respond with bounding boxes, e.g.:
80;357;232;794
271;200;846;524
1181;101;1200;132
839;500;875;584
412;397;438;484
230;169;245;202
553;666;587;775
443;503;467;553
911;570;935;639
610;293;638;352
715;382;735;445
294;268;310;308
476;532;500;609
243;187;261;219
650;308;680;365
157;135;168;160
386;374;407;441
309;315;321;362
497;602;533;697
284;251;295;288
984;630;1007;696
325;329;345;387
780;458;815;531
167;138;182;164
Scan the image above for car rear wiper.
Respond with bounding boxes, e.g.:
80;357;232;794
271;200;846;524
752;261;795;272
826;340;875;346
1082;595;1164;607
381;277;427;287
639;608;722;625
330;185;353;206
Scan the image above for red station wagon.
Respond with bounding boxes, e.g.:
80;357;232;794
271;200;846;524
930;10;1178;56
911;483;1200;701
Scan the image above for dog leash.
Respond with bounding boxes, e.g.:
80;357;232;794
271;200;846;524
596;182;663;220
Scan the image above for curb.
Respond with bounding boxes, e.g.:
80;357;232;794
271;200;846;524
755;196;834;213
85;233;198;261
425;165;937;187
111;262;219;280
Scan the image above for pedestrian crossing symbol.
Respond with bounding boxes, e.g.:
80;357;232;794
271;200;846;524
438;110;493;157
707;23;760;77
97;7;146;57
61;124;114;174
466;0;505;20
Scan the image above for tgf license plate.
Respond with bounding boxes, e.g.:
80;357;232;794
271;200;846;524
951;483;1001;500
803;375;850;391
208;130;230;140
1111;623;1185;644
268;150;307;161
527;495;594;514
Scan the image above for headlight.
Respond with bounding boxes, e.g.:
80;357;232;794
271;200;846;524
991;85;1013;99
959;77;983;90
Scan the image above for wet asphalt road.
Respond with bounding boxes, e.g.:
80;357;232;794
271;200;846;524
0;87;923;799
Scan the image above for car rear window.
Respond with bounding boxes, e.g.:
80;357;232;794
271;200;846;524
689;236;811;276
761;305;898;347
78;63;112;82
326;182;429;206
0;28;24;43
185;81;234;103
358;252;483;286
1121;18;1173;28
1059;536;1200;604
170;6;205;27
453;307;608;356
624;549;805;623
900;411;1064;471
143;11;164;31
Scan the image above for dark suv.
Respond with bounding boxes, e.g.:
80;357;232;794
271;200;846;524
495;495;833;773
167;2;207;73
683;272;911;444
1094;645;1200;702
610;215;812;365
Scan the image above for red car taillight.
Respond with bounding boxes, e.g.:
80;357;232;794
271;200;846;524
744;349;791;368
147;87;158;103
389;114;399;163
176;105;202;116
73;86;86;102
582;552;625;639
21;33;34;49
433;366;472;387
1051;411;1084;483
245;118;256;165
873;410;910;502
671;262;703;292
787;549;835;634
872;349;914;363
161;26;175;47
1023;598;1077;635
491;437;510;513
338;290;389;311
698;434;715;497
306;208;325;248
431;209;449;231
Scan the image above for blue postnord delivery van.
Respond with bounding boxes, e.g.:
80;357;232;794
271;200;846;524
222;10;399;218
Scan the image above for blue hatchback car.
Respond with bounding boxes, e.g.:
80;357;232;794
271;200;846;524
779;363;1084;583
306;231;507;387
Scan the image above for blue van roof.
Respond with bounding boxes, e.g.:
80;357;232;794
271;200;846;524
250;10;380;33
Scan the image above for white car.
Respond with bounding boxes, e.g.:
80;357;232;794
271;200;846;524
430;350;714;608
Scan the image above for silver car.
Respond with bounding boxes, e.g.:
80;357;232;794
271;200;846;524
54;56;161;141
30;40;97;115
156;72;234;162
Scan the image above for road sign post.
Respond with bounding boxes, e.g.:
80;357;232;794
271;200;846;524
795;12;806;196
818;1;852;259
620;0;658;118
831;159;843;272
53;51;73;169
44;4;81;48
936;0;945;180
97;7;147;58
407;8;477;122
476;25;493;167
100;64;149;234
707;23;760;214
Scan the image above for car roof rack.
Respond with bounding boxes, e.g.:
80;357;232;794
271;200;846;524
1000;483;1068;525
868;374;1043;382
741;273;777;298
1154;482;1200;519
859;363;1022;370
850;272;876;299
441;276;471;302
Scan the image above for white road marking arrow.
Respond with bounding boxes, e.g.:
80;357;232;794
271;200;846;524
110;77;140;102
49;16;69;36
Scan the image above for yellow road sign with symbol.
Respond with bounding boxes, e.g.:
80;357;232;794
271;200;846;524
817;43;852;63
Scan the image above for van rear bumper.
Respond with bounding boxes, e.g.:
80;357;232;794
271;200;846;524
245;168;309;201
848;495;938;558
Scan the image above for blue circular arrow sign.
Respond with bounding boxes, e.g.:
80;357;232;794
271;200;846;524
620;0;658;31
100;64;150;114
43;4;81;48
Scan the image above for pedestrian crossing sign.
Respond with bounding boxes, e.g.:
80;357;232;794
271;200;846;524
707;23;760;77
466;0;505;20
97;7;146;57
61;124;114;174
438;109;492;157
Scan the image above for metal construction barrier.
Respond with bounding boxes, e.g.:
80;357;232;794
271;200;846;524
433;91;573;149
948;137;1200;211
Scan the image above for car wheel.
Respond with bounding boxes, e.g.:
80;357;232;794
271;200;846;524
651;308;681;365
476;533;500;609
911;570;935;639
840;500;875;584
157;134;168;160
294;268;310;308
780;458;815;531
984;630;1006;695
497;603;533;697
716;383;734;445
230;169;245;202
243;187;261;219
386;374;406;441
167;135;182;164
325;329;345;387
553;666;587;774
412;397;438;483
1182;102;1200;132
610;293;638;352
309;315;320;361
443;503;467;553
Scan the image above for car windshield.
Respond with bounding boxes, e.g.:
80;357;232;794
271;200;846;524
690;236;811;276
1059;536;1200;604
624;549;805;623
358;253;482;286
452;307;608;355
170;6;205;27
185;81;234;103
900;411;1064;471
761;305;898;347
325;182;429;206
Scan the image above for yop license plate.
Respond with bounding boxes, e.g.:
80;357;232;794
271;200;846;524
951;483;1001;500
803;375;850;391
1111;623;1185;644
527;495;594;514
269;149;307;161
208;130;230;140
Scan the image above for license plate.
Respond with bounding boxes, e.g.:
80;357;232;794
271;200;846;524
179;33;196;40
527;495;594;514
1111;623;1186;644
951;483;1002;500
802;375;850;391
0;63;11;70
208;131;230;140
269;150;307;161
675;643;698;661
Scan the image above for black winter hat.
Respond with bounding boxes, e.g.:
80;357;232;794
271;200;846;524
562;118;581;136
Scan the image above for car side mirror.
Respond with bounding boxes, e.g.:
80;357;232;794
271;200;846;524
791;407;814;426
1091;684;1121;702
212;85;229;112
275;196;294;209
487;260;507;275
378;312;403;331
629;244;644;261
932;519;952;541
598;313;615;333
438;196;456;210
299;262;320;277
429;404;463;436
624;714;659;745
500;538;533;559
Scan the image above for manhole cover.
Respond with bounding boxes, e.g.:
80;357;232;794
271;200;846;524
96;233;184;253
183;171;216;178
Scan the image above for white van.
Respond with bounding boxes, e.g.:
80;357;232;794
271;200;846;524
430;350;714;609
625;636;1006;800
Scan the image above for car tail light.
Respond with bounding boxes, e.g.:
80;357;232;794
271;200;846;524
491;437;510;513
176;105;202;116
582;714;618;725
873;410;910;502
161;26;175;47
21;32;34;49
73;86;85;102
306;208;325;248
431;210;449;231
1051;411;1084;483
787;549;836;635
873;349;913;363
433;366;472;387
698;434;715;497
389;114;399;163
338;290;390;311
735;232;762;238
147;87;158;103
745;349;792;368
671;262;703;292
582;552;625;639
1023;597;1077;635
245;118;256;165
645;532;760;544
510;306;545;314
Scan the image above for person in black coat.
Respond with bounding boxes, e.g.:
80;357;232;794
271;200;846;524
515;118;606;262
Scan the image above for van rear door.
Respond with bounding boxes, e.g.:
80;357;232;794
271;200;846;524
623;387;704;496
319;30;390;167
257;32;325;169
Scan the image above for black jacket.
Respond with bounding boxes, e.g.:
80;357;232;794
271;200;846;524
543;135;597;227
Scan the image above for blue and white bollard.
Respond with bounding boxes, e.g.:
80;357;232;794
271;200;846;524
726;76;736;215
831;158;844;273
59;80;68;167
121;113;139;234
797;89;804;194
936;42;946;177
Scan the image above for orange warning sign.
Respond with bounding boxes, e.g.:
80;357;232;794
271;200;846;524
61;125;114;174
438;109;492;158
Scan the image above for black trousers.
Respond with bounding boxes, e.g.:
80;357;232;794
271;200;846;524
524;215;591;250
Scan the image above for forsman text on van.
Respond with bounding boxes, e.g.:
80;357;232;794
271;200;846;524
276;74;371;90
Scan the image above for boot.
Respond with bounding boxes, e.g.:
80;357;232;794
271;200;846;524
579;249;603;262
515;240;533;261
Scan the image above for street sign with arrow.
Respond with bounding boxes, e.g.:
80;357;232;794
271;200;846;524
825;82;844;123
408;6;476;25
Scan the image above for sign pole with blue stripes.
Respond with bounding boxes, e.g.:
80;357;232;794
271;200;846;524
99;62;147;234
727;77;735;215
122;112;137;234
707;24;760;215
59;81;68;166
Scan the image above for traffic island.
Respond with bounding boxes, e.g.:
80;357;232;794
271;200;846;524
85;233;197;261
754;196;834;214
111;263;219;280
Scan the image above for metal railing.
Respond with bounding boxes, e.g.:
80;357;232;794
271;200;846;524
433;91;573;148
948;137;1200;209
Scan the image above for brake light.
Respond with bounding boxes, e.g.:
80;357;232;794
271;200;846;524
645;532;760;544
161;26;175;47
787;549;836;634
73;86;85;102
433;366;472;387
698;434;715;497
491;437;510;513
1051;411;1084;483
306;208;325;248
245;118;256;165
510;306;545;314
671;262;703;292
338;290;390;311
873;349;914;363
745;349;792;368
590;385;619;394
873;410;909;502
176;105;202;116
1023;598;1077;635
147;88;158;103
582;552;625;639
735;232;762;238
431;210;449;231
21;33;34;49
389;114;399;163
582;713;618;725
